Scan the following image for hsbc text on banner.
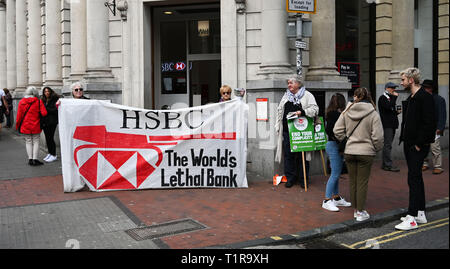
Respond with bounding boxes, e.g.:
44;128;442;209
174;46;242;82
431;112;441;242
288;116;327;152
59;99;249;192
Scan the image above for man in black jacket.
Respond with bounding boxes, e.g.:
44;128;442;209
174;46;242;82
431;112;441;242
378;82;401;172
396;68;436;231
422;79;446;175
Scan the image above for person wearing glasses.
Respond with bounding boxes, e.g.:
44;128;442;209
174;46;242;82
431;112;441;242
71;81;90;99
219;85;232;102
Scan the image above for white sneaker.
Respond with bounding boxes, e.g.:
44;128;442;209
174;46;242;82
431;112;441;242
333;196;351;207
45;155;58;163
322;199;339;212
356;210;370;222
395;215;419;230
400;211;427;224
43;154;51;162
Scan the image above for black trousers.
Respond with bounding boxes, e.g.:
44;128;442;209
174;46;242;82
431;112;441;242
382;128;395;167
43;124;58;156
283;132;309;186
403;143;430;217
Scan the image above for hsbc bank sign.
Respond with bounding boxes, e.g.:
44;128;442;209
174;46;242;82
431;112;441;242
59;99;248;192
161;61;191;72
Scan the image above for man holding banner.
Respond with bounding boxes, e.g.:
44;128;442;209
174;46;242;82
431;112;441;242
275;76;319;189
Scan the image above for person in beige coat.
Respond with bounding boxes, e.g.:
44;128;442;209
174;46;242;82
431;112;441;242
333;87;384;221
275;76;319;188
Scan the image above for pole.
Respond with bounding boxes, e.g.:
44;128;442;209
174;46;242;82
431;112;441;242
302;151;307;192
296;14;303;77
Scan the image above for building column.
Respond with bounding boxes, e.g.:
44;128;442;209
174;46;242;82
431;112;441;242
44;0;62;88
257;0;292;79
0;2;6;88
15;0;27;92
6;0;16;90
69;0;86;80
27;0;42;87
388;0;414;81
85;0;113;79
306;0;347;83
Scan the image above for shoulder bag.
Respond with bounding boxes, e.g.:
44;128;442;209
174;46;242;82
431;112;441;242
338;111;373;153
17;100;36;134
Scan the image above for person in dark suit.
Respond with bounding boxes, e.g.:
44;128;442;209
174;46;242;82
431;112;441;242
378;82;401;172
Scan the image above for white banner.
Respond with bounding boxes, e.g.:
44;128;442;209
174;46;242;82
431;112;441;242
59;99;248;192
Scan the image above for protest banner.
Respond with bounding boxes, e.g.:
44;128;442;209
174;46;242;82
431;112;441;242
59;99;248;192
287;116;326;152
287;116;328;190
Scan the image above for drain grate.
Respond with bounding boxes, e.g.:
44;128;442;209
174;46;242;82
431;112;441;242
97;219;137;233
125;219;207;241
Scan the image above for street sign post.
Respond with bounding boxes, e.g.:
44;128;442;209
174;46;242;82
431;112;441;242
287;0;316;77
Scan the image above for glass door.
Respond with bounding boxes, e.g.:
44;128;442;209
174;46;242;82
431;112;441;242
189;60;221;106
153;5;220;109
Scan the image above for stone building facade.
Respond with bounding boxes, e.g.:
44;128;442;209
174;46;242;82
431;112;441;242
0;0;448;178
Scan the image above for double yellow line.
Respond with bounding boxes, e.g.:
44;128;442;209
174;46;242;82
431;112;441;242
341;217;449;249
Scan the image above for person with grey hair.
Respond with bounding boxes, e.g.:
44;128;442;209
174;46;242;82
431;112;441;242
71;81;89;99
275;76;319;189
15;86;48;166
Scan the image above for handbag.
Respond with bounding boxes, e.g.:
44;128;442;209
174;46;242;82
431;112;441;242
17;100;36;134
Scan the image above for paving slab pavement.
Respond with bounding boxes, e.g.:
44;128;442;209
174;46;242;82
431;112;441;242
0;127;448;249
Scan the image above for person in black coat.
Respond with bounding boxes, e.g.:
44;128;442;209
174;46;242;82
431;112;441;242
396;68;436;231
378;82;401;172
41;87;60;163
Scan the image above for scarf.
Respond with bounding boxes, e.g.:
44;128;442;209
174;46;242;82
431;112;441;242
383;91;391;101
286;86;306;105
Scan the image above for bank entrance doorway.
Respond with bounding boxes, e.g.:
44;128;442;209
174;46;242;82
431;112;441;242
153;5;221;109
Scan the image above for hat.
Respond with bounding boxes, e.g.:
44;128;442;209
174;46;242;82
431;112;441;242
385;82;398;89
421;79;433;88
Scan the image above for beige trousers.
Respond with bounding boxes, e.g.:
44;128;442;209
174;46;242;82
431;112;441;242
24;134;40;160
423;137;442;169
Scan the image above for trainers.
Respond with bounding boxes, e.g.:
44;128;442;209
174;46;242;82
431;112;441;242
322;199;339;212
45;155;58;163
422;165;429;171
333;196;351;207
400;211;427;224
432;168;443;174
356;210;370;222
43;154;51;162
395;215;418;230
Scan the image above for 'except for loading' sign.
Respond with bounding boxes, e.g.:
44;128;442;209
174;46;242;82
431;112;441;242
287;0;316;14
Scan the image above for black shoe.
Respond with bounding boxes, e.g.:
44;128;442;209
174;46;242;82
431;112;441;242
33;159;44;166
28;159;34;166
382;166;400;172
285;181;294;188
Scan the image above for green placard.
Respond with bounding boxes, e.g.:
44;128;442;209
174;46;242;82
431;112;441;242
288;116;327;152
314;116;327;151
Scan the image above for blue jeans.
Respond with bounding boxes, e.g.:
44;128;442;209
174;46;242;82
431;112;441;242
325;141;344;198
